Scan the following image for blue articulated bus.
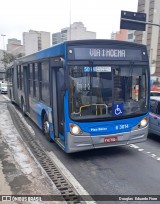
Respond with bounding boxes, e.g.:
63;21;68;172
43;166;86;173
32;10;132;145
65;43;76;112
6;40;150;153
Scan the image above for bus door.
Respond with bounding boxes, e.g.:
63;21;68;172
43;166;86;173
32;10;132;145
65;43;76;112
23;65;30;113
51;60;65;140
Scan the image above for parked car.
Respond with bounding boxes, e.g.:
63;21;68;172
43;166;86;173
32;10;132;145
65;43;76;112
149;96;160;136
0;82;7;94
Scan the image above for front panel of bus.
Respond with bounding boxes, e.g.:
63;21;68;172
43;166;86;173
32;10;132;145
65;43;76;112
64;42;149;152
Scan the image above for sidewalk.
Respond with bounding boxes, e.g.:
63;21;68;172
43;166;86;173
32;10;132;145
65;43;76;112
0;94;64;204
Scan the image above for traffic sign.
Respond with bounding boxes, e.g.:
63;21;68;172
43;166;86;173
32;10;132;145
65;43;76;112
120;10;146;31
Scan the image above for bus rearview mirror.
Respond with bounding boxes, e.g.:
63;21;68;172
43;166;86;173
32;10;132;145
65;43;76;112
50;58;64;68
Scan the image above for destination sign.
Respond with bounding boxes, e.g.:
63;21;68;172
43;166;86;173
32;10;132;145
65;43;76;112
68;47;144;61
90;49;126;58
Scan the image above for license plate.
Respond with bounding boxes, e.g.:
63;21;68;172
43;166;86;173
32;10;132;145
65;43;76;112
104;136;118;143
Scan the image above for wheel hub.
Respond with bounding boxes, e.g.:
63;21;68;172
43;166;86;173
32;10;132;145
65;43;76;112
44;121;49;134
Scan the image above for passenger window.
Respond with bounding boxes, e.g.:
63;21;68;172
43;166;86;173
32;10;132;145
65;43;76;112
39;61;50;105
150;100;157;114
33;63;39;98
28;64;33;96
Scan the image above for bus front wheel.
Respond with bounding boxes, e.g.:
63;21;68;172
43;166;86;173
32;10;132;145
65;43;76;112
42;114;52;142
21;98;26;116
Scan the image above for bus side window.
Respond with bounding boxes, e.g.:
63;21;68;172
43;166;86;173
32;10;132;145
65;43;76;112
40;61;50;106
29;64;33;96
17;65;22;90
56;68;65;134
33;63;39;98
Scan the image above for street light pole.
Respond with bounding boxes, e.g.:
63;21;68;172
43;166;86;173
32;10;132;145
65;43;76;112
1;34;6;50
120;18;160;28
69;0;72;40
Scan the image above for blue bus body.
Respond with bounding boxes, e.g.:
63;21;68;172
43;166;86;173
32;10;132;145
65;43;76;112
6;40;150;153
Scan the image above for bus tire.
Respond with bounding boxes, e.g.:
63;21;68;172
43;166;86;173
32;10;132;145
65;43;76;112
42;113;52;142
10;90;12;101
10;90;14;104
21;98;26;116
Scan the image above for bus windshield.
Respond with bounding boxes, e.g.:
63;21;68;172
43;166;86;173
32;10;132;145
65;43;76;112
69;65;148;121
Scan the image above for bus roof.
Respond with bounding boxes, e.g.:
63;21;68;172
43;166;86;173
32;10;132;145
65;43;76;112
9;39;148;66
65;39;146;48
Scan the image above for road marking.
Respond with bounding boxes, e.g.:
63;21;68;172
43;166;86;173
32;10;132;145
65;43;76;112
129;144;160;162
138;149;144;151
129;144;139;149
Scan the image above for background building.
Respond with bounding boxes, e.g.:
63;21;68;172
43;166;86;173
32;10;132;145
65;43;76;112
111;29;135;42
111;29;128;41
127;30;136;42
135;0;160;75
52;22;96;45
0;49;5;70
0;70;5;81
0;49;6;80
7;38;24;57
23;30;50;55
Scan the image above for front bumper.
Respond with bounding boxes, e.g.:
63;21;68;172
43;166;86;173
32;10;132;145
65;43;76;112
65;125;148;153
1;89;7;93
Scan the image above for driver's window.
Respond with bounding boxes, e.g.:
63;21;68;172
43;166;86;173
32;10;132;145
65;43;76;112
57;68;65;134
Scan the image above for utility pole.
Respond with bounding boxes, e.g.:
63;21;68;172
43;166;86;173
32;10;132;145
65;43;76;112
69;0;72;40
121;18;160;28
1;34;6;50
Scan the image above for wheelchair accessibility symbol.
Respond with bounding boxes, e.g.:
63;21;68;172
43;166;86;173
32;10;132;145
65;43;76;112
113;103;124;116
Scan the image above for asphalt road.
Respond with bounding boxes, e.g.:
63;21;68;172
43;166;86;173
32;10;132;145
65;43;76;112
21;112;160;194
10;102;160;203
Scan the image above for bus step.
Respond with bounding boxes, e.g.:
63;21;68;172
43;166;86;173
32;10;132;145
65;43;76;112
56;138;65;149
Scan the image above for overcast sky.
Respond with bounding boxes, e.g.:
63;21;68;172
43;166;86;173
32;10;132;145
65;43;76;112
0;0;138;49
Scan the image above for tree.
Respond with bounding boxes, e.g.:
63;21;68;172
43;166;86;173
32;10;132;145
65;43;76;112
1;51;16;69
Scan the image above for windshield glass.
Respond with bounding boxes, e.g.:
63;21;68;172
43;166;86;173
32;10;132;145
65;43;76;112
1;83;7;88
69;65;148;121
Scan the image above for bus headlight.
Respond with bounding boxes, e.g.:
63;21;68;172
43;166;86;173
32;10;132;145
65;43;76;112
70;124;81;135
140;117;148;128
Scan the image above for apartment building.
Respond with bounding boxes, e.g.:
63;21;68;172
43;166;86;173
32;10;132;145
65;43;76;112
7;38;24;57
111;29;135;42
0;49;5;70
23;30;50;55
52;22;96;45
135;0;160;75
